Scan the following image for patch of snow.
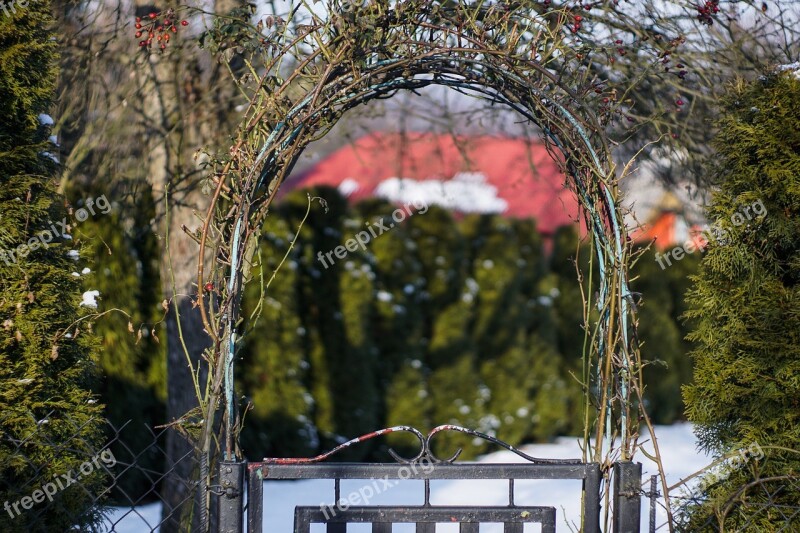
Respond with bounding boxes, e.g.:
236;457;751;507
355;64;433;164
40;151;60;164
376;290;393;302
777;61;800;71
338;177;360;197
66;249;80;261
71;272;80;277
375;172;508;214
38;113;54;126
81;267;91;275
80;290;100;308
48;134;59;146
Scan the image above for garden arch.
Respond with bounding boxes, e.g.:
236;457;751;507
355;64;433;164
193;0;661;528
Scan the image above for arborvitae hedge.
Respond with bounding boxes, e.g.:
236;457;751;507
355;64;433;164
682;71;800;530
0;1;104;531
75;201;166;503
230;187;696;461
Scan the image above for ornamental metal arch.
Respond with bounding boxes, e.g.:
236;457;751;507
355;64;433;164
192;0;667;526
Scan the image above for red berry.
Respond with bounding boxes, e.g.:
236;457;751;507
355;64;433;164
676;99;684;106
171;26;177;32
574;15;582;22
135;31;142;38
136;17;141;23
149;12;157;19
139;40;147;47
181;20;189;26
615;39;623;44
671;133;679;139
204;282;214;292
160;43;166;50
135;22;142;29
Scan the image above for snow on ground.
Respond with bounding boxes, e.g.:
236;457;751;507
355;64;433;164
104;423;709;532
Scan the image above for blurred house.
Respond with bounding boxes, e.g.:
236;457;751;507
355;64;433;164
284;131;696;249
630;192;707;251
284;131;579;238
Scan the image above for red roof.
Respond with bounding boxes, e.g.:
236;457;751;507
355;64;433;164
284;132;580;235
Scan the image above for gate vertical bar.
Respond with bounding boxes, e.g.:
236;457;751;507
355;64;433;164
218;461;245;533
649;475;657;533
613;461;642;533
247;465;263;533
583;464;601;533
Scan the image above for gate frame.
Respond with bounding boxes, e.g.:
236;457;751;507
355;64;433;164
216;425;644;532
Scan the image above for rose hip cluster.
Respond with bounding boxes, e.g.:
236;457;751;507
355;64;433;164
696;1;720;26
135;9;189;51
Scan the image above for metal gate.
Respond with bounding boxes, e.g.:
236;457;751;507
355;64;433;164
215;425;643;532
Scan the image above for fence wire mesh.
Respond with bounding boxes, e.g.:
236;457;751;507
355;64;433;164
646;473;800;532
0;410;201;533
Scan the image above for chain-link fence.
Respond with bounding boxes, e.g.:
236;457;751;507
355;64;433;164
645;474;800;532
0;410;201;532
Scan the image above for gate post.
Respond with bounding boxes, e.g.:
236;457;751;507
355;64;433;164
613;461;642;533
218;461;245;533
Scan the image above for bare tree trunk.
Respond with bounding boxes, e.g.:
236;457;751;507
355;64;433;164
132;1;244;530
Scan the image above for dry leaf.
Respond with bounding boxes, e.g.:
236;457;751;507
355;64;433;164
50;344;59;360
128;321;134;333
151;328;159;344
162;299;169;311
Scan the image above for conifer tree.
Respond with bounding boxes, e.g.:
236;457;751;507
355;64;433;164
77;206;166;501
239;213;317;458
633;246;699;423
682;70;800;530
0;1;104;530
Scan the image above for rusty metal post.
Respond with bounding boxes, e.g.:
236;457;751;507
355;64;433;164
613;461;642;533
217;461;244;533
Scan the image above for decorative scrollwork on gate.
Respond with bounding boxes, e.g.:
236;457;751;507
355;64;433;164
262;425;582;465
